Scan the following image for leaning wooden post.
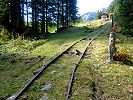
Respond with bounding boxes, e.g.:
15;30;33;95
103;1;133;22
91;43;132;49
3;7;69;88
108;15;116;63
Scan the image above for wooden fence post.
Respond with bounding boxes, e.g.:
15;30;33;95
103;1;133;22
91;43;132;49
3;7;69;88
108;15;116;63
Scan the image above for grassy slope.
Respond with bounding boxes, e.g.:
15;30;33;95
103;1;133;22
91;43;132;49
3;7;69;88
24;40;91;100
0;20;133;99
86;26;133;100
0;25;97;99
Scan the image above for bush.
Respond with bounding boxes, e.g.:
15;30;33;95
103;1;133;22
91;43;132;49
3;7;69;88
0;25;11;41
114;51;133;65
114;52;130;61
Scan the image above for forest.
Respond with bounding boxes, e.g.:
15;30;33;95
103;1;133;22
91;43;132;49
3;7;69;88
0;0;133;100
0;0;133;37
108;0;133;36
0;0;78;38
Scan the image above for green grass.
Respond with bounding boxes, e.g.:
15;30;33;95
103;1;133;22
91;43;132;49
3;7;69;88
0;24;98;99
85;26;133;100
19;37;92;100
1;20;132;100
70;58;94;100
17;21;107;100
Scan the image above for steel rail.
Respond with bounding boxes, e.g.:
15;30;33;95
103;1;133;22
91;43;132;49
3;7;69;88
66;25;108;100
12;30;92;100
12;23;108;100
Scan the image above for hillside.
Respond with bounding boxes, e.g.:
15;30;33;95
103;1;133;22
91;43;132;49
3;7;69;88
0;20;133;100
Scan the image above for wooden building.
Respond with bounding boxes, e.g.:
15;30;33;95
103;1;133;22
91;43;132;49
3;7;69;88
101;13;108;20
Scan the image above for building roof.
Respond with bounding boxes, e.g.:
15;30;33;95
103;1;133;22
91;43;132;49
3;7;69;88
101;13;108;16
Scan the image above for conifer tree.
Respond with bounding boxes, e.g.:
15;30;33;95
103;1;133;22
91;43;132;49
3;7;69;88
111;0;133;35
0;0;79;35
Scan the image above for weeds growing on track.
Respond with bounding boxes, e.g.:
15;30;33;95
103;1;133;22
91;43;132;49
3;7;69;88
1;20;132;100
0;22;97;99
84;26;133;100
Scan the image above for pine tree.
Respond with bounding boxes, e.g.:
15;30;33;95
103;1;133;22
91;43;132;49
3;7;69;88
0;0;10;29
21;0;25;30
96;10;102;19
0;0;79;35
114;0;133;35
41;0;45;34
69;0;78;25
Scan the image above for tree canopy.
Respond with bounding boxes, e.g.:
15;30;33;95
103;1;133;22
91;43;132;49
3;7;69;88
108;0;133;35
0;0;78;36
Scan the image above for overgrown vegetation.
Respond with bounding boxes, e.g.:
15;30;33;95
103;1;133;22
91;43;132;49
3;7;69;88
108;0;133;36
0;15;132;99
0;0;78;36
0;24;95;99
0;25;11;41
0;0;133;99
86;25;133;100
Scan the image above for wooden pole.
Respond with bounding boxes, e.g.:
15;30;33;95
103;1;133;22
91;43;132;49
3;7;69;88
108;14;116;63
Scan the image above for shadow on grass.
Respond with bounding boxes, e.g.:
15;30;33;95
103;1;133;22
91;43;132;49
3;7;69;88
114;55;133;66
121;59;133;66
114;52;133;66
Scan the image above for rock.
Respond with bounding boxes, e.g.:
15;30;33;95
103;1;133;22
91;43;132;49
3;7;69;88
39;94;48;100
41;83;52;91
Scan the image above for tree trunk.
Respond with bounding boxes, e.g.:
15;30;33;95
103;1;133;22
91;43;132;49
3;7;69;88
46;0;48;33
66;0;69;27
61;0;64;27
21;0;25;30
35;2;38;33
41;0;46;34
32;0;35;29
26;0;29;26
57;0;60;30
16;0;21;33
10;0;17;32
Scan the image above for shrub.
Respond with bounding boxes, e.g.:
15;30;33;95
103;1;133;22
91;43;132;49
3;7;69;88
0;25;11;40
114;51;132;61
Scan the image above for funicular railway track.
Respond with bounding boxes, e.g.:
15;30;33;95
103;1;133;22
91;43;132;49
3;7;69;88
11;24;108;100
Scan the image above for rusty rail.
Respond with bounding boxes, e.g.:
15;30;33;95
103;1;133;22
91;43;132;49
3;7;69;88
66;25;108;100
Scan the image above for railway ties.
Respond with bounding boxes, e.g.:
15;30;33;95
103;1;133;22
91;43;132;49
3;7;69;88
10;24;108;100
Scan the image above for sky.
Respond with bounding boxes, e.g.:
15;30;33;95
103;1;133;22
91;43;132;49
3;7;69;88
77;0;113;15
